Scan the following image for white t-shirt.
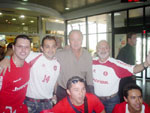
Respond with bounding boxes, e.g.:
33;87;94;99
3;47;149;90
126;104;145;113
26;51;60;99
93;57;134;97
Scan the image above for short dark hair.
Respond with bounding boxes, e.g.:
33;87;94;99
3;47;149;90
14;35;31;45
41;35;56;47
7;43;13;49
123;84;142;98
67;76;85;89
127;32;136;40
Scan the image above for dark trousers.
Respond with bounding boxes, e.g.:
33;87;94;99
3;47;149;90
118;76;136;102
56;85;67;102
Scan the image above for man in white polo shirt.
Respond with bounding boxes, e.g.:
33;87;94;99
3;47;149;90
93;40;150;113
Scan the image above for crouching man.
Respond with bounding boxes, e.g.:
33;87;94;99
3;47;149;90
112;84;150;113
40;76;106;113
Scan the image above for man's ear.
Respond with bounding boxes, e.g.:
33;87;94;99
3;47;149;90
124;96;128;102
67;89;71;95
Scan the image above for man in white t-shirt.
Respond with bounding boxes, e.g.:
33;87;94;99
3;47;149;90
93;40;150;113
24;36;60;113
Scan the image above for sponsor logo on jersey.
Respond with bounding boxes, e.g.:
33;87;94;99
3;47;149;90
103;71;108;76
12;82;28;92
13;78;22;83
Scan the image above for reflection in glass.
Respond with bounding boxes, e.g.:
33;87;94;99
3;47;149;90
67;18;86;35
145;6;150;25
88;14;111;33
147;32;150;78
129;8;143;26
114;11;127;28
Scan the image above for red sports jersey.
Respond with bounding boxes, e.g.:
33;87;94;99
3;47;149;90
112;102;150;113
40;93;104;113
0;58;30;113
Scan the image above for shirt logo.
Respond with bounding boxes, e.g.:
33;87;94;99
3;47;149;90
13;78;22;83
103;71;108;76
53;66;57;71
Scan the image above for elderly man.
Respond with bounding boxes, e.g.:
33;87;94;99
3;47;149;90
56;30;94;102
92;40;150;113
40;76;105;113
112;84;150;113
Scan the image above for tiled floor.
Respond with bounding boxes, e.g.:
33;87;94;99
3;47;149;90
136;79;150;105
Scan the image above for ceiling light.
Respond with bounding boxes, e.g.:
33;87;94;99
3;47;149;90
22;0;28;1
65;7;70;10
30;20;34;23
55;19;59;22
12;18;16;21
20;15;25;18
22;23;25;25
0;12;2;15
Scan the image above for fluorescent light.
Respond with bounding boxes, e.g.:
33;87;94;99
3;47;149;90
55;19;59;22
65;7;70;10
20;15;25;18
22;23;25;25
30;20;34;23
22;0;28;1
12;18;16;21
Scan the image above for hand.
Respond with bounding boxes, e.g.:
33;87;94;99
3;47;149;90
0;58;10;75
52;94;57;105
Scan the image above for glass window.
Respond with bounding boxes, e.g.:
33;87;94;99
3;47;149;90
88;14;111;34
114;34;127;58
0;13;38;33
89;34;97;55
129;8;143;26
114;11;127;28
67;18;86;35
145;6;150;25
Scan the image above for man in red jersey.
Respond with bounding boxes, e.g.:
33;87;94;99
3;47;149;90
0;35;31;113
40;76;105;113
112;84;150;113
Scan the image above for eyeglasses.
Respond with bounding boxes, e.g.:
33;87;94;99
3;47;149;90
71;79;84;84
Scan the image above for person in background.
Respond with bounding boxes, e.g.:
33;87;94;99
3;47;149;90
92;40;150;113
40;76;105;113
56;30;94;102
112;84;150;113
117;32;137;102
0;35;31;113
55;37;63;50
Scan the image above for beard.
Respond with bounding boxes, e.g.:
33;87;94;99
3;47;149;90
98;52;109;59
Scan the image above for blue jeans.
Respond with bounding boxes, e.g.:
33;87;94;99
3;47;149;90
100;94;120;113
24;98;52;113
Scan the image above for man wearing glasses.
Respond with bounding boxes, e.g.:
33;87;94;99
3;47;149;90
40;76;105;113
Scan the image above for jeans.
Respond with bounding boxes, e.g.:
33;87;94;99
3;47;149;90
24;98;52;113
99;94;120;113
